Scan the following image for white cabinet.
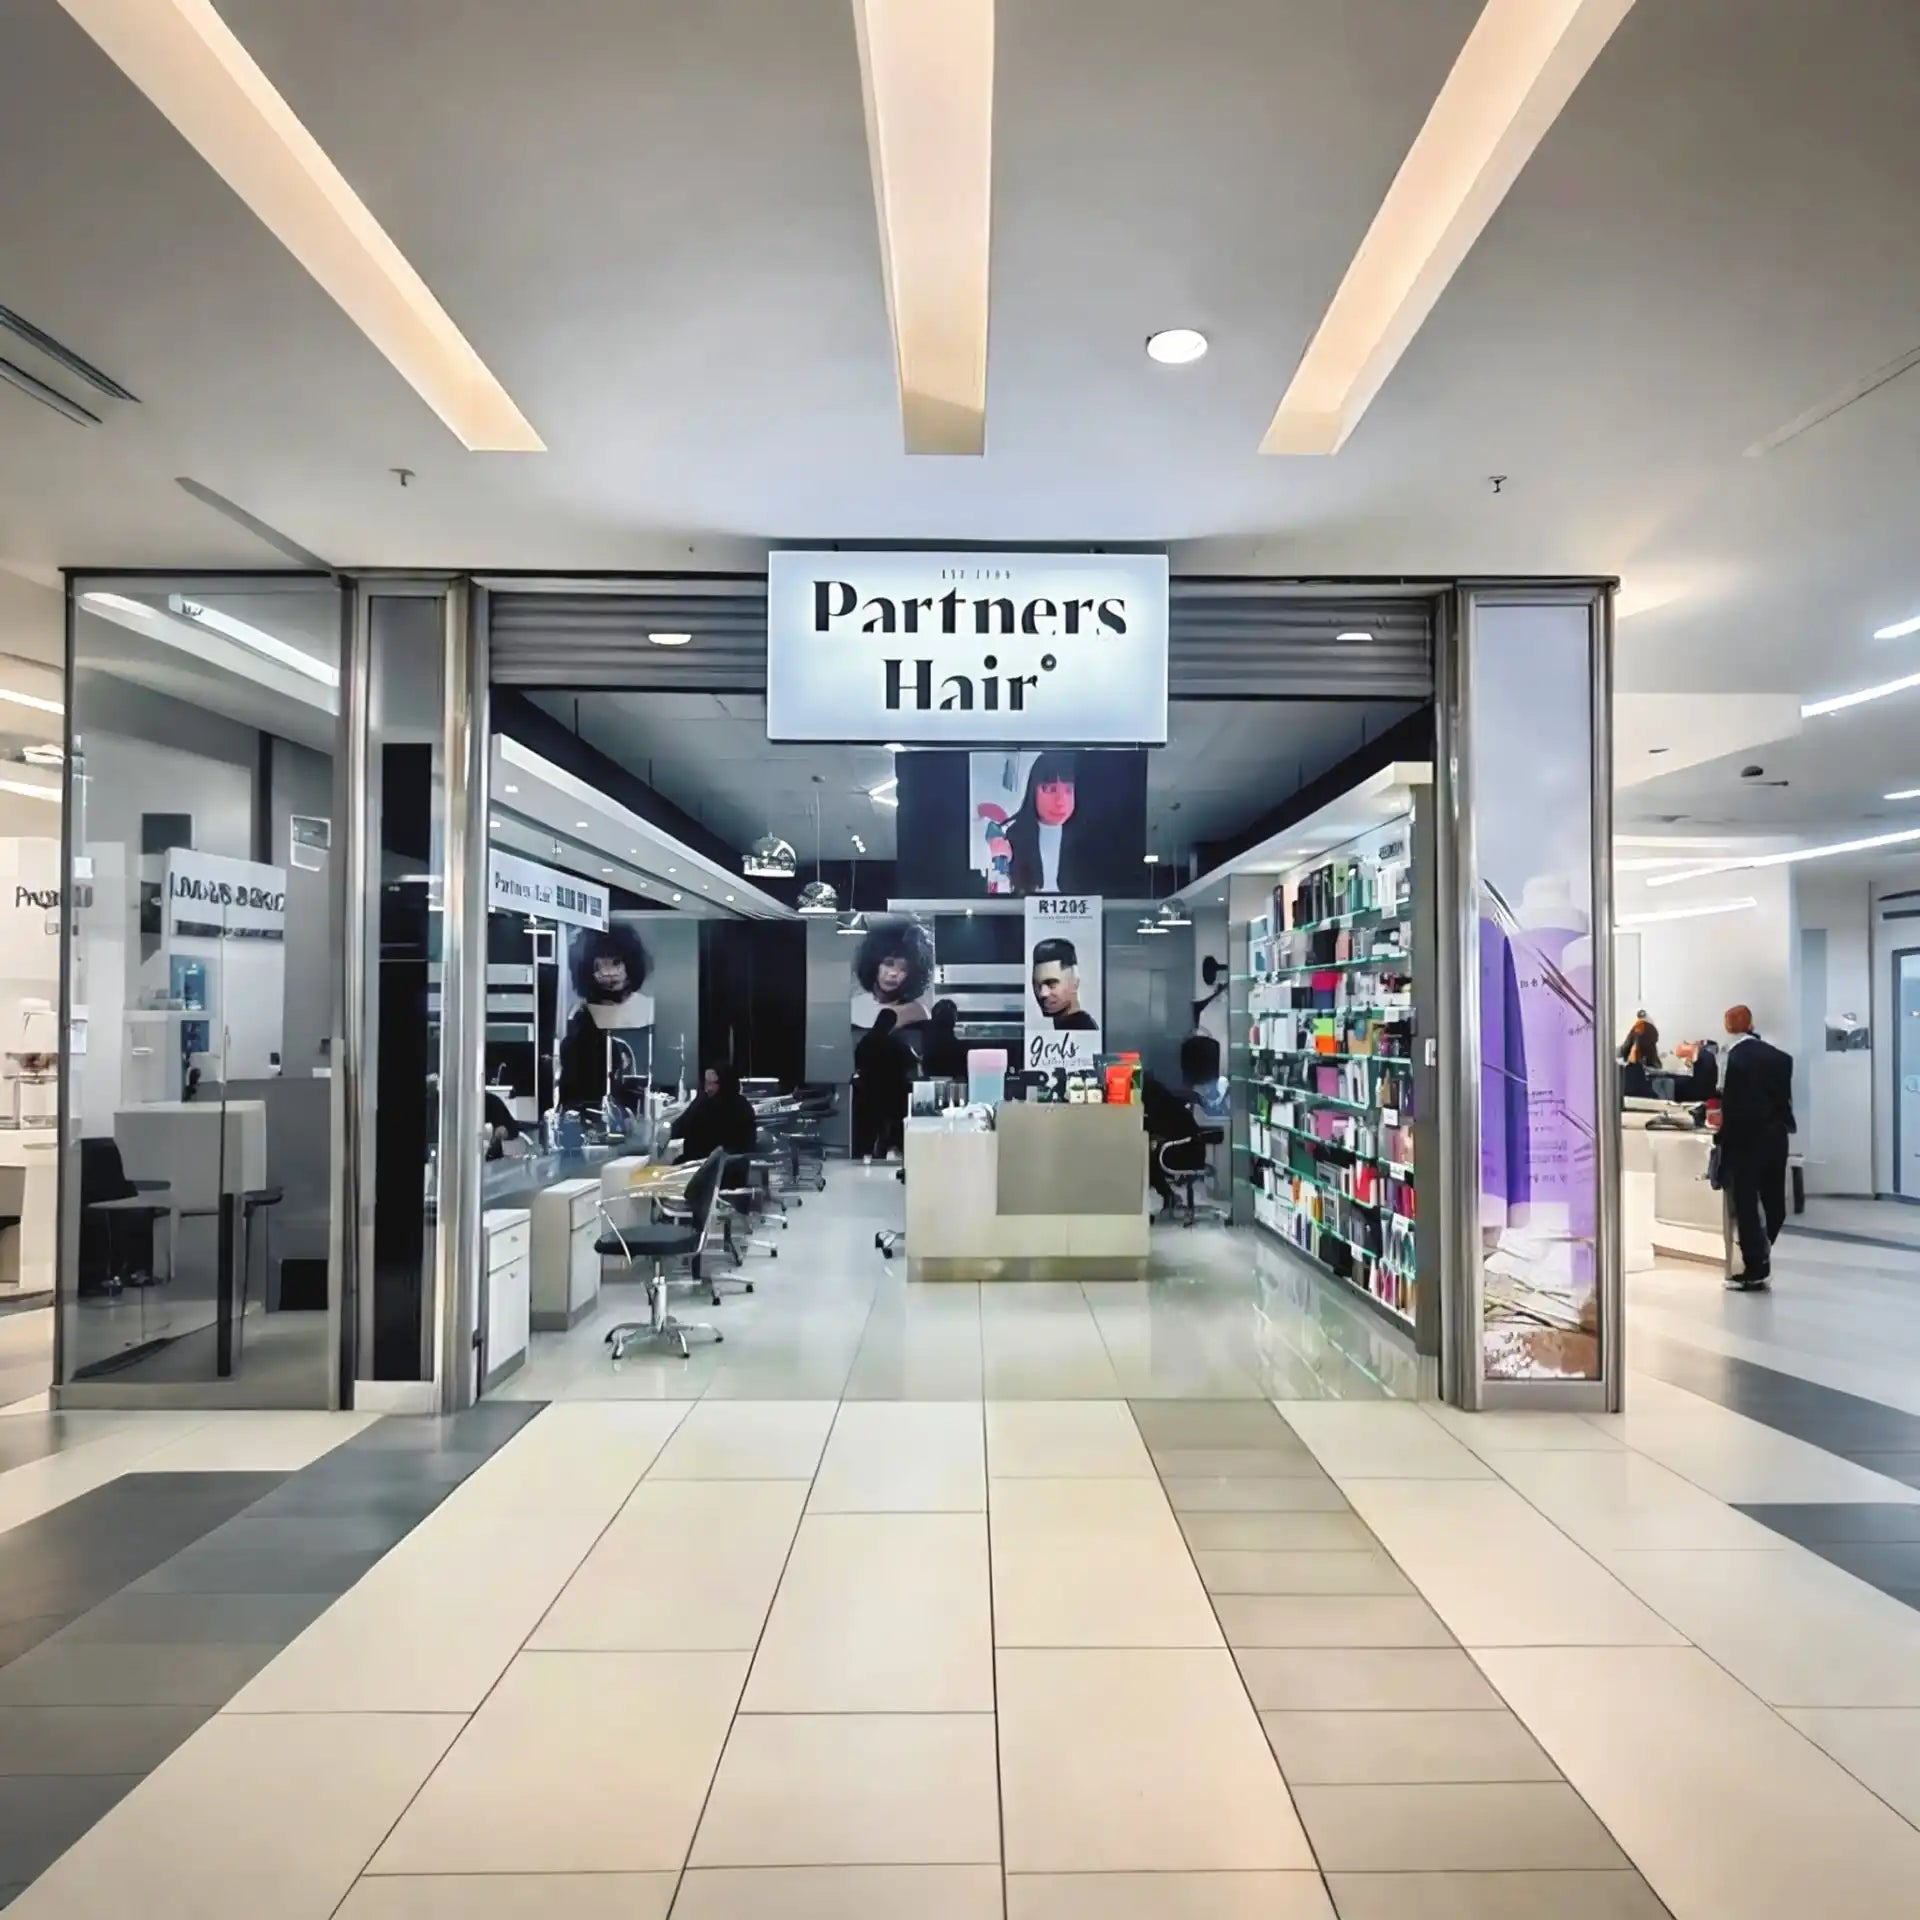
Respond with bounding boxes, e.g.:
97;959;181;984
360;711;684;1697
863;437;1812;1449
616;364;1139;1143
482;1206;531;1389
530;1177;602;1330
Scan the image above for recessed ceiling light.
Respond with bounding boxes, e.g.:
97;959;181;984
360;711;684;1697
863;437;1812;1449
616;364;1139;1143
851;0;993;454
1874;613;1920;640
1337;630;1374;643
574;821;588;829
1145;327;1208;365
1802;667;1920;718
504;784;519;794
672;891;682;901
648;632;692;647
1261;0;1636;455
1142;852;1160;865
725;893;734;901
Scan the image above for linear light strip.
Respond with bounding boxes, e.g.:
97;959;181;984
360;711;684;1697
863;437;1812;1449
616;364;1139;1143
850;0;994;455
1617;897;1757;926
1801;667;1920;718
56;0;542;452
1646;826;1920;889
1262;0;1637;455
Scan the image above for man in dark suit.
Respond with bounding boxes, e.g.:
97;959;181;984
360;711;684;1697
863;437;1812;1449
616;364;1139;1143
1717;1004;1794;1290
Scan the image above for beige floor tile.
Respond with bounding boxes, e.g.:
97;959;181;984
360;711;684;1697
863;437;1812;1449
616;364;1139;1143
1425;1406;1628;1455
529;1480;806;1651
231;1507;615;1712
744;1513;991;1711
1479;1645;1920;1918
1148;1447;1325;1479
371;1652;747;1874
442;1403;690;1512
647;1400;836;1479
1277;1403;1493;1480
998;1648;1314;1872
1597;1546;1920;1705
987;1399;1154;1476
1192;1550;1413;1596
1292;1782;1627;1871
1180;1512;1376;1553
690;1713;1000;1867
1779;1708;1920;1826
1262;1709;1559;1785
1006;1871;1335;1917
672;1865;1002;1918
1489;1448;1786;1553
808;1402;985;1512
1342;1480;1685;1648
130;1410;381;1473
1164;1478;1351;1513
1214;1594;1452;1648
1324;1871;1668;1919
1236;1649;1502;1712
336;1875;676;1918
6;1711;461;1919
992;1477;1220;1647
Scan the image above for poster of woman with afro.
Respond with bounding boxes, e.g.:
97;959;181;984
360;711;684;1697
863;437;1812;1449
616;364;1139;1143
849;916;935;1033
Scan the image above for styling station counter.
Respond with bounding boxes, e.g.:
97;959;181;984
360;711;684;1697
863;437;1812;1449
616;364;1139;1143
904;1102;1149;1281
1621;1104;1722;1270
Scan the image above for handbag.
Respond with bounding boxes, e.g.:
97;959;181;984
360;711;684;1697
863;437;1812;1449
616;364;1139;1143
1706;1144;1724;1192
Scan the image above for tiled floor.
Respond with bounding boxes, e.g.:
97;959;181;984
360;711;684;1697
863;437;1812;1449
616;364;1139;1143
6;1174;1920;1915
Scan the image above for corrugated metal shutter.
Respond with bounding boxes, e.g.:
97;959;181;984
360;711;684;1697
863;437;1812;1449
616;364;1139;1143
486;573;1433;699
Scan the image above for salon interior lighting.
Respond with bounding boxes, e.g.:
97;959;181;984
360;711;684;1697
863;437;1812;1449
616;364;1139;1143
168;595;338;687
868;777;900;807
1647;825;1920;889
0;778;59;803
648;632;692;647
53;0;540;451
1145;328;1208;365
1874;613;1920;641
0;686;63;717
1261;0;1636;454
1801;667;1920;719
1617;897;1759;926
851;0;994;454
1886;788;1920;801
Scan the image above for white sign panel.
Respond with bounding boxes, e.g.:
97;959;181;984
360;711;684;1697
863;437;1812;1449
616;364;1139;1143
165;849;286;939
488;849;609;929
766;550;1169;745
1023;894;1104;1073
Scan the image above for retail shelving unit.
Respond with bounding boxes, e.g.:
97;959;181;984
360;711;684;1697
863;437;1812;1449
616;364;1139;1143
1228;789;1439;1355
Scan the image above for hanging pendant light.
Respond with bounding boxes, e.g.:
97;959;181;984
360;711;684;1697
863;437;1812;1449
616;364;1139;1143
743;831;797;878
797;786;838;915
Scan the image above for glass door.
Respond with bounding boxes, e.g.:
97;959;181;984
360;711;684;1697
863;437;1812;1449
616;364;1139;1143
1898;949;1920;1202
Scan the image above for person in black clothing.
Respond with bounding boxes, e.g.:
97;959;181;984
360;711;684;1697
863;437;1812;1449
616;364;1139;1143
921;998;970;1083
557;922;653;1111
1716;1004;1794;1290
855;1010;914;1161
670;1065;759;1163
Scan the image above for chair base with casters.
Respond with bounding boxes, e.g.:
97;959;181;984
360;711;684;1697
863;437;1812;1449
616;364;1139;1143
1156;1130;1230;1228
875;1160;906;1257
599;1150;727;1359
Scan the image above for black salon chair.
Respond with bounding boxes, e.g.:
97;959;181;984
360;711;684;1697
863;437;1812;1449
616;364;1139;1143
598;1150;727;1360
78;1136;172;1294
1158;1126;1228;1227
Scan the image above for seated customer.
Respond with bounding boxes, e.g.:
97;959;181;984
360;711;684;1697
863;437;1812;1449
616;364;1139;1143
920;999;970;1083
671;1065;759;1163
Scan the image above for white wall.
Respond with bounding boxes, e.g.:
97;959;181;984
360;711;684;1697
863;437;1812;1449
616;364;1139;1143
1615;864;1794;1056
1794;870;1874;1194
1870;856;1920;1196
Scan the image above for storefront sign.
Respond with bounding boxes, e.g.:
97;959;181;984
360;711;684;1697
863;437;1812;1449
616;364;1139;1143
766;550;1169;744
164;849;287;939
488;849;608;930
1023;894;1104;1072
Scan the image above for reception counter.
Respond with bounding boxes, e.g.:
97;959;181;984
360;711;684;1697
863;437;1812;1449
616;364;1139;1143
1621;1105;1723;1269
904;1102;1149;1281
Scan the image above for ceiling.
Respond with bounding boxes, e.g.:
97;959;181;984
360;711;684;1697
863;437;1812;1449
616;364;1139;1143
523;690;1415;872
4;1;1920;841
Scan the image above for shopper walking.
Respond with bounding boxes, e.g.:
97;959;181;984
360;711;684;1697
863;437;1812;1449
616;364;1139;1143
1715;1004;1794;1291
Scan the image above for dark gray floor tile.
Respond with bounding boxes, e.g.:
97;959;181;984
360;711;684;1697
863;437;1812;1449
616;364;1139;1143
1327;1870;1671;1919
1294;1783;1629;1872
1236;1648;1502;1711
242;1474;456;1523
55;1590;333;1647
1192;1549;1415;1596
1738;1501;1920;1544
0;1773;140;1888
133;1543;387;1596
1181;1511;1375;1552
1163;1477;1351;1513
1129;1399;1300;1448
1217;1593;1453;1648
0;1638;282;1707
0;1881;28;1909
0;1619;66;1668
345;1404;544;1453
1148;1446;1326;1478
0;1703;213;1776
1263;1708;1558;1785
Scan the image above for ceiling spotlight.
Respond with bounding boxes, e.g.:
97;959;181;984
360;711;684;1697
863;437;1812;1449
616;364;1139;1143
601;866;612;874
503;784;519;794
672;891;682;902
1158;899;1192;928
648;631;692;647
574;820;588;829
1874;613;1920;641
1145;328;1208;365
1142;853;1160;865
